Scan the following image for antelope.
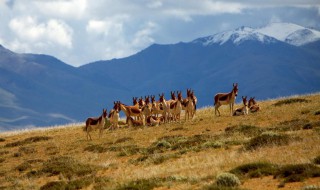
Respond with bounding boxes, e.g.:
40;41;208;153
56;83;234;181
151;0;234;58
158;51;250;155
151;95;162;117
84;109;107;140
248;97;260;113
119;102;145;126
141;96;152;122
190;89;197;116
214;83;238;116
127;116;143;127
159;93;171;123
146;115;162;126
185;90;195;121
233;96;249;116
108;102;120;130
169;91;183;122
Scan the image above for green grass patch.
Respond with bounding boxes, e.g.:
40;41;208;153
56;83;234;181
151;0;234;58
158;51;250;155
116;178;161;190
274;119;310;131
215;172;241;187
114;137;133;144
84;144;109;153
230;162;278;178
273;98;311;106
15;162;32;172
313;155;320;165
40;176;103;190
244;132;290;151
19;146;36;154
225;125;263;137
274;163;320;183
41;156;97;179
5;136;52;147
133;153;181;165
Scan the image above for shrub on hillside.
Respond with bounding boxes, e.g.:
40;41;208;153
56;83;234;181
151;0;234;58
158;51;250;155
273;98;311;106
41;156;96;179
313;155;320;165
225;125;263;137
15;162;31;172
230;162;278;178
116;178;160;190
5;136;52;147
215;172;241;187
244;132;290;150
40;181;67;190
274;163;320;183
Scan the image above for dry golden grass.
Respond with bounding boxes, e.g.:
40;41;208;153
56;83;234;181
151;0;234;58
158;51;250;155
0;93;320;190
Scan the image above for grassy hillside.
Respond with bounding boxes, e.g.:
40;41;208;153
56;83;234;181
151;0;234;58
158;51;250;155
0;94;320;190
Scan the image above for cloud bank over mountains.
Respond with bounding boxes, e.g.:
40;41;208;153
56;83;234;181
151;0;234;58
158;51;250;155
1;0;319;66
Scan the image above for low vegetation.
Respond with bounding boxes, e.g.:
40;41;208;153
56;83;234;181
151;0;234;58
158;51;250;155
0;93;320;190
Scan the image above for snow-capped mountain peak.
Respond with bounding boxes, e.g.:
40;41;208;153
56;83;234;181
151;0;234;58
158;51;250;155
255;22;320;46
193;22;320;46
192;26;276;46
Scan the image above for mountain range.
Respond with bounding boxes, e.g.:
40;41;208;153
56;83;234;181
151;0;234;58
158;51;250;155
1;22;320;131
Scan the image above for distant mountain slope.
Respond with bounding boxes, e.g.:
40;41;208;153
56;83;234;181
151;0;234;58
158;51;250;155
1;23;320;131
0;45;127;130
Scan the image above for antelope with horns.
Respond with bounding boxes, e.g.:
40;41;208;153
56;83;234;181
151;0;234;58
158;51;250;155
233;96;249;116
84;109;107;140
214;83;238;116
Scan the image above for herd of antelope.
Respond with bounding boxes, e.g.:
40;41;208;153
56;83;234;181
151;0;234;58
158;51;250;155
84;84;260;140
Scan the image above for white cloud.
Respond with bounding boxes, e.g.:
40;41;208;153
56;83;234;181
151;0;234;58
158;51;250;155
9;16;73;48
132;22;157;48
34;0;87;19
147;1;163;9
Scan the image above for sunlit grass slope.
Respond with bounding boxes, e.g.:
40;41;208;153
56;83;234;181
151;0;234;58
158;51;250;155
0;94;320;190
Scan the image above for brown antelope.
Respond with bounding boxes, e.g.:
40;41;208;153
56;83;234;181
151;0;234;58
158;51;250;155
119;102;145;126
127;116;143;127
233;96;249;116
248;97;260;113
159;93;171;123
151;95;162;117
141;96;152;122
84;109;107;140
185;90;195;121
214;83;239;116
108;102;120;130
132;97;138;106
169;91;183;122
146;115;162;126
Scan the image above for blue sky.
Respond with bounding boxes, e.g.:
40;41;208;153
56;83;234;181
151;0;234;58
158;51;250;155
0;0;319;66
